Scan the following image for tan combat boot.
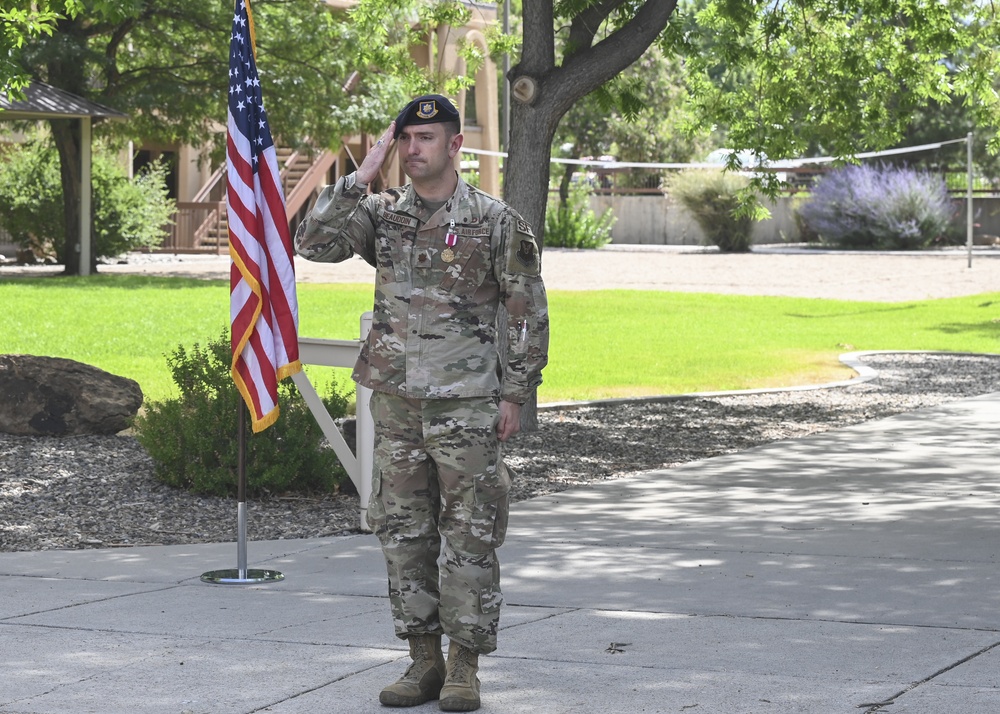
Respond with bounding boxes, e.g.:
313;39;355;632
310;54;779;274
379;634;447;707
438;640;481;712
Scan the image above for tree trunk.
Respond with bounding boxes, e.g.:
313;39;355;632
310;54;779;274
47;16;92;276
500;1;678;430
504;0;679;231
502;101;562;432
503;101;560;243
559;161;577;206
51;119;86;276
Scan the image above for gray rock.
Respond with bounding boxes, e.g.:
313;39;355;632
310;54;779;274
0;354;143;436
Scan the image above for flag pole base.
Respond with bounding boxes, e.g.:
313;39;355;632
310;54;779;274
200;568;284;585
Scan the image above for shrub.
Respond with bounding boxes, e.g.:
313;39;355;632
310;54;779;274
460;166;481;189
0;131;175;261
97;157;175;258
790;197;821;243
544;180;615;249
668;169;755;252
134;330;349;498
797;164;952;250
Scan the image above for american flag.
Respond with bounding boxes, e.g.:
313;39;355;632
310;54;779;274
226;0;300;433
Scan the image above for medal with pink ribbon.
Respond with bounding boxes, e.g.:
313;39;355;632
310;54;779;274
442;219;457;263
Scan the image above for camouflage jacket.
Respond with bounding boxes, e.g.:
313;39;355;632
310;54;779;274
294;172;549;404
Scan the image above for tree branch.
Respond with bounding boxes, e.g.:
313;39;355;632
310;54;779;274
549;0;678;115
519;0;555;75
565;0;630;60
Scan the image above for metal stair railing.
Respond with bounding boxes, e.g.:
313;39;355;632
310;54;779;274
167;141;336;253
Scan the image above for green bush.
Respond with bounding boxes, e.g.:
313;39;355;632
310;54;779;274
544;180;615;249
668;169;755;252
134;330;349;498
790;196;821;243
0;131;175;261
97;157;175;258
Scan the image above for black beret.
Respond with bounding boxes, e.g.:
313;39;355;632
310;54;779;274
393;94;461;139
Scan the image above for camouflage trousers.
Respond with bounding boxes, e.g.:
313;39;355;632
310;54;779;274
366;391;511;655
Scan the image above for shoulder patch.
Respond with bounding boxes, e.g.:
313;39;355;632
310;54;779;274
508;214;540;275
515;238;539;271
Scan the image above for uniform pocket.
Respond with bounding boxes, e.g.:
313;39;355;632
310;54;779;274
459;461;511;553
366;465;388;539
477;577;504;615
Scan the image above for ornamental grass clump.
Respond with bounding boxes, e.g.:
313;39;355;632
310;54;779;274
668;169;755;252
134;330;349;498
797;164;952;250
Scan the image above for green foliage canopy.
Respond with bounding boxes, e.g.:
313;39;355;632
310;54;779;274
677;0;1000;164
4;1;1000;270
15;1;402;156
0;2;80;96
553;45;713;197
557;43;710;166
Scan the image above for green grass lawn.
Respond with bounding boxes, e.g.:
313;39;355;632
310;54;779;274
1;274;998;404
551;290;1000;398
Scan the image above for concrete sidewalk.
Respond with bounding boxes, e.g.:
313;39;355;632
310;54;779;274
2;393;999;714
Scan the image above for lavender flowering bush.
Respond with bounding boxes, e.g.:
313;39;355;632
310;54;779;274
797;164;951;250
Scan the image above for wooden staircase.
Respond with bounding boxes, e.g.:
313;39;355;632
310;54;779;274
163;143;336;253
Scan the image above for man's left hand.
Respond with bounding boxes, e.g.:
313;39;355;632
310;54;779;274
497;400;521;442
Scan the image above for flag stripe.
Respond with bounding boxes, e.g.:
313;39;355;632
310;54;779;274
226;0;300;433
256;163;299;362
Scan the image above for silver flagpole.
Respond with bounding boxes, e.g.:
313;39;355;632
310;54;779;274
967;131;974;269
201;402;284;584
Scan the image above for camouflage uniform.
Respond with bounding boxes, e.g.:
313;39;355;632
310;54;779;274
294;172;548;654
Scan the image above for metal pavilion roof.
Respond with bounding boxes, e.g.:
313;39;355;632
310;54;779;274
0;81;127;121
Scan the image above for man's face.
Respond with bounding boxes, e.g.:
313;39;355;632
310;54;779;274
397;123;460;182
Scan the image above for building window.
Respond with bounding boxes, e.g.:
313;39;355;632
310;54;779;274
133;149;178;200
464;86;478;127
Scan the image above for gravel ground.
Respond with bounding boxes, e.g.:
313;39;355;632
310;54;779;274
6;245;1000;300
2;352;998;553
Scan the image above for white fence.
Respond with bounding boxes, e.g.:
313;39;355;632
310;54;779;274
591;194;802;246
293;313;374;531
591;194;1000;246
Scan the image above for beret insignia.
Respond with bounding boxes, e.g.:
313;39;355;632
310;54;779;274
416;101;439;119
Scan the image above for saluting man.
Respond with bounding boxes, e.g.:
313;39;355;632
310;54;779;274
294;94;549;711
